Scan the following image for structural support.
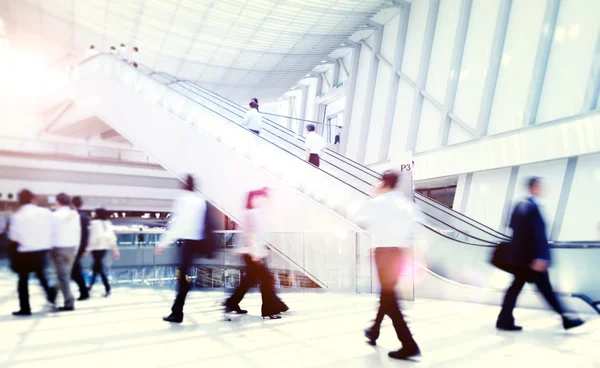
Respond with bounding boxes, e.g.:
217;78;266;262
340;43;362;155
475;0;512;137
332;59;341;86
355;25;384;164
405;0;440;152
522;0;560;126
339;57;350;78
287;96;294;131
298;85;309;134
321;72;332;89
440;0;473;146
550;157;578;240
459;173;473;213
500;166;519;233
582;30;600;112
379;4;411;161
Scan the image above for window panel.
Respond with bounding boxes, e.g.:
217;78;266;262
380;13;401;62
447;122;473;145
488;0;546;135
415;99;442;153
453;0;501;129
426;0;462;103
365;64;393;164
536;0;600;123
388;80;415;157
346;47;372;160
401;0;430;81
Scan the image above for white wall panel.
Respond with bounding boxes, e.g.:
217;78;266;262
346;47;372;160
339;51;352;84
415;99;442;152
401;0;431;81
488;0;546;135
510;158;568;236
464;167;512;230
388;80;415;158
453;0;501;129
452;174;468;211
365;64;393;164
537;0;600;123
559;153;600;241
380;13;401;62
305;80;317;122
426;0;462;103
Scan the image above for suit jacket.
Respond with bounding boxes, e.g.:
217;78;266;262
508;197;551;268
76;211;91;258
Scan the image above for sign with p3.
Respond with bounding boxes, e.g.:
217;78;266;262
391;151;414;201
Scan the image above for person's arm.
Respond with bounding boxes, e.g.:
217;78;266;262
241;111;251;128
106;223;120;259
304;137;311;161
78;214;90;257
154;198;185;253
8;215;20;243
530;212;550;272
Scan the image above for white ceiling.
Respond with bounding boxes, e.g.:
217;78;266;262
4;0;396;103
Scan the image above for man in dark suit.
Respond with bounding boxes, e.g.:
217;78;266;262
497;177;584;331
71;196;90;301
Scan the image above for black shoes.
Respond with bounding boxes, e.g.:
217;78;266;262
56;306;75;312
163;313;183;323
77;294;90;301
563;316;585;330
496;323;523;331
103;290;111;298
388;347;421;360
364;328;379;345
12;310;32;316
263;315;282;320
47;288;58;305
225;305;248;314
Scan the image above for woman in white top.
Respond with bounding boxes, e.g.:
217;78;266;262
87;208;120;297
241;100;262;135
224;188;288;319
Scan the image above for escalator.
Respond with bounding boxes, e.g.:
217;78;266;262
55;55;599;312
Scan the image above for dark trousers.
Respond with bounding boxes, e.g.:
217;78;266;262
16;251;54;312
308;154;320;167
171;240;204;316
226;254;287;317
71;256;89;297
498;270;565;325
371;247;418;350
89;250;110;292
250;129;260;135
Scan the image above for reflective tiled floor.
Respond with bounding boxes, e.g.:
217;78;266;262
0;277;598;368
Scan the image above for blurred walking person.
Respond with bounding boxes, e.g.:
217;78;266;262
241;100;262;135
355;171;421;360
9;190;56;316
71;196;90;301
155;175;215;323
224;189;288;319
304;124;325;167
251;97;260;111
51;193;80;312
496;178;584;331
87;208;120;297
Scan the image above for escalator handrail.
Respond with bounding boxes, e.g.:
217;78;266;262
168;76;513;241
168;82;375;189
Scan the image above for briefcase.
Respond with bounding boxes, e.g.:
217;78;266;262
491;242;534;282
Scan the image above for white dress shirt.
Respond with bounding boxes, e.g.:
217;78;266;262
236;209;269;259
305;131;325;154
87;220;118;251
9;204;53;252
354;191;421;248
241;108;263;132
52;206;81;248
158;191;207;248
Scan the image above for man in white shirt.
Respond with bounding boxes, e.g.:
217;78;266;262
154;175;208;323
354;170;421;360
9;190;57;316
51;193;81;311
241;100;262;134
304;124;325;167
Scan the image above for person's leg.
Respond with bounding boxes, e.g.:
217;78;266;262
533;271;565;315
52;247;76;310
378;248;419;357
257;261;280;317
169;241;195;319
71;256;89;299
226;255;255;310
497;275;527;328
94;250;110;294
365;249;386;342
17;269;31;314
33;251;55;303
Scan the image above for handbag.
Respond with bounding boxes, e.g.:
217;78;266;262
491;241;534;282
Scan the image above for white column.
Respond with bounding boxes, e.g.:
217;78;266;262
340;43;362;155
